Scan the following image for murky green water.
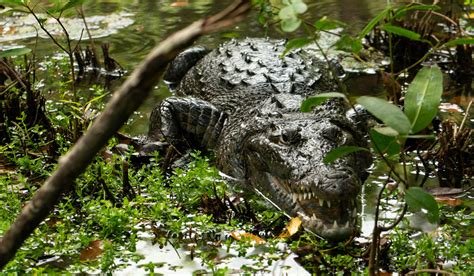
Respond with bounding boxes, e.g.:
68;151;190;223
1;0;392;134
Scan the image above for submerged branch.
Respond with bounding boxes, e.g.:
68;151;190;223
0;0;250;268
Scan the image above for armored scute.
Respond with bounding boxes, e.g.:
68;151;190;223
148;38;372;241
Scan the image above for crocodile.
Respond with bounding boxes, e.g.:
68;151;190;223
148;38;372;241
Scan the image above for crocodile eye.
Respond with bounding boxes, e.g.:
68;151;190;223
321;126;343;143
281;127;301;144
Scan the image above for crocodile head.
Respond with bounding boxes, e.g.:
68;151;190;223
239;101;371;241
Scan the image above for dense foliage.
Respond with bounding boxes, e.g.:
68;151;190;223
0;0;472;274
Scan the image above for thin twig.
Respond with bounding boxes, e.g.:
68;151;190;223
406;269;456;276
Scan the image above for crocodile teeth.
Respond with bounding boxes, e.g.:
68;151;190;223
344;221;350;228
319;198;324;207
352;208;357;217
327;200;331;208
292;193;298;203
333;220;338;229
316;221;323;229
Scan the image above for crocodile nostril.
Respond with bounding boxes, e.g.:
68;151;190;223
327;171;348;179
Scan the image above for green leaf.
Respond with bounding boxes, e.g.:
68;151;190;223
278;6;294;19
370;127;401;156
443;37;474;47
335;35;363;53
394;4;440;19
381;24;421;41
405;187;439;223
281;17;302;32
323;146;369;164
61;0;85;12
0;47;31;58
357;96;411;135
291;0;307;14
404;65;443;134
358;7;390;39
314;16;345;31
0;0;24;6
300;92;347;112
282;37;313;56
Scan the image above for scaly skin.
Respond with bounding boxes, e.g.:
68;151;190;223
149;38;372;240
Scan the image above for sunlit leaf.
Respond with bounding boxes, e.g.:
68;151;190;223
278;5;294;19
443;37;474;47
394;4;440;19
291;0;307;14
357;96;411;134
80;240;106;261
281;17;302;32
404;65;443;134
282;37;313;56
373;126;398;137
405;187;439;223
314;16;345;31
300;92;347;112
61;0;85;12
435;197;463;207
381;24;421;41
279;217;302;238
358;7;389;39
230;231;266;244
323;146;369;164
0;47;31;58
0;0;24;6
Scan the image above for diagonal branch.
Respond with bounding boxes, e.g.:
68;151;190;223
0;0;250;268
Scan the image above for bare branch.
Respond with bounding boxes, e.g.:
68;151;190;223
0;0;250;268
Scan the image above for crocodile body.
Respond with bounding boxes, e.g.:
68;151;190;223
148;38;372;240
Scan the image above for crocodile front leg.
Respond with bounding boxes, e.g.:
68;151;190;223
148;97;227;150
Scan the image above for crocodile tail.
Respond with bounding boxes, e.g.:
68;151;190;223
163;46;210;89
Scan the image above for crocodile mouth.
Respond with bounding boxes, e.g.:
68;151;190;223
267;173;359;241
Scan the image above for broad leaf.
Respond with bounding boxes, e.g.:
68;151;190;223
0;0;24;6
335;35;363;53
300;92;347;112
291;0;307;14
323;146;369;164
278;5;294;19
314;16;344;31
404;65;443;134
443;37;474;47
282;37;313;56
281;17;302;32
382;24;421;41
357;96;411;135
61;0;86;12
0;47;31;58
370;127;401;156
405;187;439;223
230;231;266;244
278;217;302;238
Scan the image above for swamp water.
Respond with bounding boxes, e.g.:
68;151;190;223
1;0;473;274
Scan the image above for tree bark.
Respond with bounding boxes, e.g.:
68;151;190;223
0;0;250;268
